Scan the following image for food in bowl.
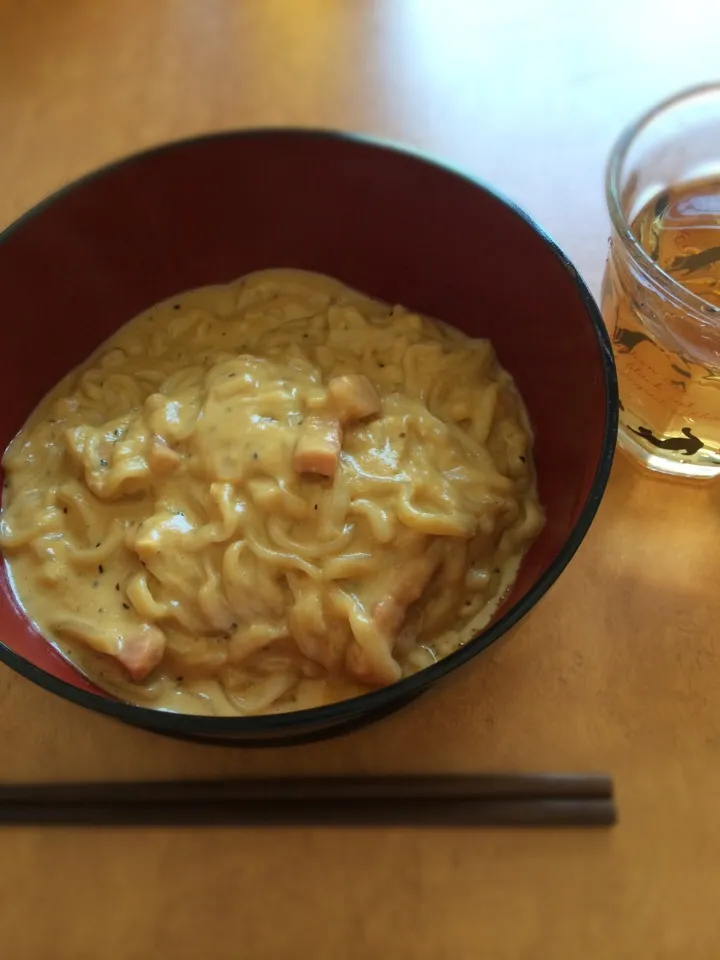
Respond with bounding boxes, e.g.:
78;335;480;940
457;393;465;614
0;268;543;716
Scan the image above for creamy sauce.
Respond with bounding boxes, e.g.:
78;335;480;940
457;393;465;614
0;269;543;716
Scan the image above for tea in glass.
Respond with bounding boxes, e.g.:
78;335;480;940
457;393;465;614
602;85;720;479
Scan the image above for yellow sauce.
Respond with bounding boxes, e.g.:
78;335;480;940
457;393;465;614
0;269;543;715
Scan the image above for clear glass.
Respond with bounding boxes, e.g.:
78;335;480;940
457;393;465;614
602;84;720;479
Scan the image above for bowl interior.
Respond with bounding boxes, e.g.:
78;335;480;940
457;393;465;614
0;130;615;711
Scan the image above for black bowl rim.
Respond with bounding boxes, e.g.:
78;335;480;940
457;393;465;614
0;127;619;735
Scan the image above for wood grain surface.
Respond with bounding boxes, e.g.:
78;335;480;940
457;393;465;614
1;1;720;957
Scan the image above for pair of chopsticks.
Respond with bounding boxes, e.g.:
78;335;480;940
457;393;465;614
0;774;615;827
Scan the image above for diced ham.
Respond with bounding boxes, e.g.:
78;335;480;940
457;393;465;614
346;639;401;687
327;374;381;423
117;624;166;681
372;597;408;639
372;554;439;639
148;436;182;473
292;417;342;477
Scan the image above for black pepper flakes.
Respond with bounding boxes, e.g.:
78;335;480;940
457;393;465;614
115;583;120;592
519;456;526;463
63;507;68;514
173;303;181;310
99;459;108;468
122;602;130;610
98;564;104;574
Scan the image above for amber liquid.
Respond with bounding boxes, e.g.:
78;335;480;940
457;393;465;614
602;177;720;477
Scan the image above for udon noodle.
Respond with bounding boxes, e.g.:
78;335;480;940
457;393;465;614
0;269;543;715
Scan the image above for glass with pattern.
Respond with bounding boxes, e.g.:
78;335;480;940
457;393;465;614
602;84;720;479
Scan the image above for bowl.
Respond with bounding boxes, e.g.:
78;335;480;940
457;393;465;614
0;130;617;745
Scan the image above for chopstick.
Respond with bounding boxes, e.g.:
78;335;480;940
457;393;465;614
0;774;616;827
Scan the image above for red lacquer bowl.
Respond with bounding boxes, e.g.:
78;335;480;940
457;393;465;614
0;131;617;745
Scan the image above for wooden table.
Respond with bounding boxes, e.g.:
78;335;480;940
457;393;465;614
2;1;720;956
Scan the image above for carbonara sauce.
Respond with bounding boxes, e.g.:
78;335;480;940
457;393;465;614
0;269;543;716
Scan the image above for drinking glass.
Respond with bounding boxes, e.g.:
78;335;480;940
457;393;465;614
602;84;720;479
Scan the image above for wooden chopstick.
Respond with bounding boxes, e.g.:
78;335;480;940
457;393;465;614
0;774;615;827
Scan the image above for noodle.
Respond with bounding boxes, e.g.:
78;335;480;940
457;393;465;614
0;268;543;716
